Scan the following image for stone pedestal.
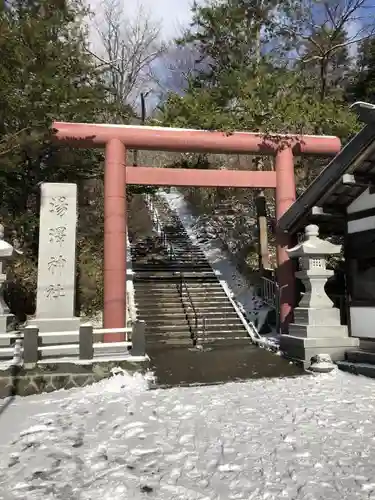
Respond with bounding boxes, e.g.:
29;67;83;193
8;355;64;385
280;225;358;365
28;183;80;341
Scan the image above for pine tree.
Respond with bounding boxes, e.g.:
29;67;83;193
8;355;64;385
0;0;121;317
348;37;375;103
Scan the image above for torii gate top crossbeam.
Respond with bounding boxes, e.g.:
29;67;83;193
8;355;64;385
53;121;341;156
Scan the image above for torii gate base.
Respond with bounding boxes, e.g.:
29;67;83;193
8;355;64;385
53;122;341;341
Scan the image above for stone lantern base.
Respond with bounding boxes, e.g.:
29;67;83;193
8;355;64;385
280;306;359;367
280;334;359;368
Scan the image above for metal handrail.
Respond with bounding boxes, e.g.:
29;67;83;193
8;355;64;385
261;276;279;309
146;194;202;346
260;276;288;334
168;242;200;345
145;194;167;248
178;271;199;345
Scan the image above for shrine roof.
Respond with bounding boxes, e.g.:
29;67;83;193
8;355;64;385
277;102;375;236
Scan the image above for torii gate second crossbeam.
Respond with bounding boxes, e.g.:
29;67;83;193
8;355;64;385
52;121;341;341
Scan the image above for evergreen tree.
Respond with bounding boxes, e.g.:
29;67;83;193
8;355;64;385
348;36;375;103
0;0;122;317
162;0;357;139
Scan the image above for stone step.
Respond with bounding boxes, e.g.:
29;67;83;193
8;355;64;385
336;360;375;378
134;275;218;283
135;300;233;311
146;336;251;349
145;329;191;337
135;288;229;296
132;262;211;269
181;289;228;295
146;327;248;336
136;301;233;311
132;266;213;273
346;350;375;365
135;288;227;297
166;247;203;252
167;251;205;256
145;321;245;331
131;251;206;259
136;302;234;311
134;281;224;289
132;260;208;266
138;311;240;321
133;272;217;279
134;286;227;295
133;273;215;281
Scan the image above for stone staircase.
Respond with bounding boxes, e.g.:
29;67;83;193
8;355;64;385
336;343;375;378
128;193;304;386
131;195;253;350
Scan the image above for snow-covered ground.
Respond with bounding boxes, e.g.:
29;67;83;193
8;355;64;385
160;189;276;342
1;368;375;499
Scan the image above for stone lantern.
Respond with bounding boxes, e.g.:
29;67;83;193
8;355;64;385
280;224;359;365
0;224;22;334
288;224;341;311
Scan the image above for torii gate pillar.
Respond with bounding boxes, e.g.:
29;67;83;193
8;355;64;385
275;146;297;332
104;138;127;338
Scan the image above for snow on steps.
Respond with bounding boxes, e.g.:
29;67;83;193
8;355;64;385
159;188;274;336
144;193;264;346
336;361;375;378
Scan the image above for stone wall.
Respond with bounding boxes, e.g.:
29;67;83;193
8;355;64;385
0;359;149;398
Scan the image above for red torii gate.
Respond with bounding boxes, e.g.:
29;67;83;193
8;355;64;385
52;121;341;341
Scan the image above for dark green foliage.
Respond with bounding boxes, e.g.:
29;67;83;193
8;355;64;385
348;36;375;103
161;0;361;158
0;0;123;319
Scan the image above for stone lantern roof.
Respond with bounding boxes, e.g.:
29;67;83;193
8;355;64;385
287;225;341;258
0;225;22;259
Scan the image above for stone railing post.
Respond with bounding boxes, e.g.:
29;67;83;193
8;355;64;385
280;224;359;366
79;324;94;360
23;326;39;366
131;320;146;356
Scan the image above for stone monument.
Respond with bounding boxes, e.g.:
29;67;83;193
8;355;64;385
280;224;359;366
28;183;80;338
0;224;22;345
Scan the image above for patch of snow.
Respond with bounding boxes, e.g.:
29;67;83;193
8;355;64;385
126;233;137;323
36;354;149;365
0;370;375;499
159;189;273;335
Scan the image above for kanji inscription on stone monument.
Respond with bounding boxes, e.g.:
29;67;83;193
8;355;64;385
45;284;65;299
49;196;68;217
29;183;80;335
47;254;67;274
48;226;67;245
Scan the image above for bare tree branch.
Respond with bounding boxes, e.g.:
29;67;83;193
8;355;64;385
93;0;166;106
151;42;203;98
281;0;375;100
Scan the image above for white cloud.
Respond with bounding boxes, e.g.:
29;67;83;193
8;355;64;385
87;0;194;42
346;19;362;60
